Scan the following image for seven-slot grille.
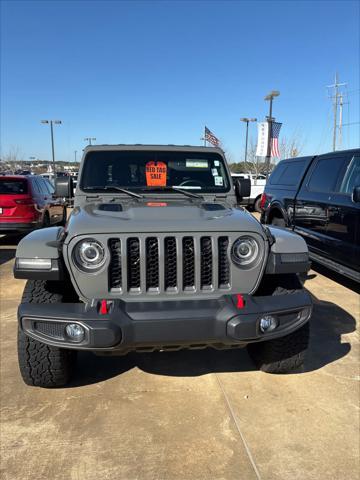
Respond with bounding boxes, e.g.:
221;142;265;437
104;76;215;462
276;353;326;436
108;235;231;294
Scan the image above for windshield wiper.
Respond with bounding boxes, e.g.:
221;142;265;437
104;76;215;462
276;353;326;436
140;186;203;200
82;186;143;199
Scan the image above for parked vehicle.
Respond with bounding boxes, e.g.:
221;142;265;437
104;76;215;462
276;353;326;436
0;175;67;233
40;173;55;184
231;173;266;212
14;145;312;387
260;148;360;282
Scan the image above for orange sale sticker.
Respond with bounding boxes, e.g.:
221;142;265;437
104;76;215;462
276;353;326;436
145;161;167;187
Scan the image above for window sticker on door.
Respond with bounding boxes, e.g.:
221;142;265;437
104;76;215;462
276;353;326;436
214;176;223;186
185;160;208;168
145;161;167;186
211;168;218;176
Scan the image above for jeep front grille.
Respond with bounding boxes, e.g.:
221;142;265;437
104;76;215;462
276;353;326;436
108;235;231;295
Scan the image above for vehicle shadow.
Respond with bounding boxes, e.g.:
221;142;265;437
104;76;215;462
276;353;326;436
69;292;356;388
0;234;24;266
303;293;356;373
310;261;360;294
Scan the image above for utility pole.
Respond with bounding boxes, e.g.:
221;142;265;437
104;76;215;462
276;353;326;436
338;93;349;149
84;137;96;146
41;120;62;173
264;90;280;180
327;73;346;151
240;118;257;164
74;150;78;163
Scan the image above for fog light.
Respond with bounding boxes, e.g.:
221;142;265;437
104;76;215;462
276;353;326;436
259;315;278;333
65;323;85;342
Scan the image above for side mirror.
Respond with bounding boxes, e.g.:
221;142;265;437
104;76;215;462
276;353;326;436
55;176;74;199
234;178;251;202
352;186;360;203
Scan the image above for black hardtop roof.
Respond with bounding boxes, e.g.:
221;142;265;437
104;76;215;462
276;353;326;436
83;144;225;154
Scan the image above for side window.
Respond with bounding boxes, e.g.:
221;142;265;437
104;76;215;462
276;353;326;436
339;156;360;194
36;178;45;194
38;178;49;195
269;163;287;184
31;178;41;194
270;160;305;186
44;179;55;194
307;157;346;193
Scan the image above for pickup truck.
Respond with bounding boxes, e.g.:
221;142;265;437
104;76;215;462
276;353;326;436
260;148;360;282
231;173;266;212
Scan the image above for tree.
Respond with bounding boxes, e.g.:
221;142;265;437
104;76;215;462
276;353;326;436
1;145;23;163
278;132;304;160
228;137;274;175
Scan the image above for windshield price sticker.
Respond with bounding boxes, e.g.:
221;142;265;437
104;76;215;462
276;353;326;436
211;168;218;176
214;176;223;186
145;161;167;186
214;160;220;166
186;160;208;168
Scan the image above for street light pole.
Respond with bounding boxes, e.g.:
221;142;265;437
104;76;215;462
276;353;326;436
84;137;96;146
41;120;62;173
264;91;280;180
74;150;77;163
240;117;257;164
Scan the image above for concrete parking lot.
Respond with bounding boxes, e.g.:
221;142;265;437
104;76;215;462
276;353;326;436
0;223;359;480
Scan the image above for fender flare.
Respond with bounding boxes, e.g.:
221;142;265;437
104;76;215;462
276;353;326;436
264;226;310;274
14;227;66;280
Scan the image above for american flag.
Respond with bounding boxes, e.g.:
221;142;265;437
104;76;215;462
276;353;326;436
270;122;282;157
204;126;220;146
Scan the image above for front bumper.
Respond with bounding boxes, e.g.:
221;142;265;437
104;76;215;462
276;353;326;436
18;291;312;353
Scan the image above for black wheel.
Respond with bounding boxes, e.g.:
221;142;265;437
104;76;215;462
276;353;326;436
247;274;310;373
17;280;77;387
271;216;286;228
42;211;50;228
254;197;262;213
59;207;67;226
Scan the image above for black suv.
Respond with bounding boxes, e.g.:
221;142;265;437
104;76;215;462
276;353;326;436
260;148;360;282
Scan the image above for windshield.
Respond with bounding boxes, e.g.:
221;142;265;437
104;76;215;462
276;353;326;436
80;150;230;193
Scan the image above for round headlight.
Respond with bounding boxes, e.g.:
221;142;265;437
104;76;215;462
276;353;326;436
231;236;260;267
73;239;106;272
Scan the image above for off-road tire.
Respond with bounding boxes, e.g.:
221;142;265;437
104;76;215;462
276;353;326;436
18;280;76;387
42;211;50;228
59;207;67;226
248;274;310;373
254;197;262;213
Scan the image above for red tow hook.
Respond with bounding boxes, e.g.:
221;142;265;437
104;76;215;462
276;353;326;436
236;294;245;309
99;300;110;315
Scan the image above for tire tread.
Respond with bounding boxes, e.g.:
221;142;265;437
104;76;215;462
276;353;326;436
18;280;76;387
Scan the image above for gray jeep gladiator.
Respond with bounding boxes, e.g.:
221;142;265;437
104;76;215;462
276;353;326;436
14;145;312;387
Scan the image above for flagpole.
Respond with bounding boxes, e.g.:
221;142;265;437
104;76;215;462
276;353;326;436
204;126;207;147
264;90;280;180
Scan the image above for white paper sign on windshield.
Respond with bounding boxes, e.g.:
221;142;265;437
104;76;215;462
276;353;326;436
186;160;209;168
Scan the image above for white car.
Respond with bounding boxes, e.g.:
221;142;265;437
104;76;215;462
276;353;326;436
231;173;266;212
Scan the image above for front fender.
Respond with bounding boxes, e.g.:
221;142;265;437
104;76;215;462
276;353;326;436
265;226;311;274
14;227;66;280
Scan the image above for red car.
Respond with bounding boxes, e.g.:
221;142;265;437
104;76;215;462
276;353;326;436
0;175;67;233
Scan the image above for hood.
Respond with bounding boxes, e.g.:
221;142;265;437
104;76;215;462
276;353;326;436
65;199;265;239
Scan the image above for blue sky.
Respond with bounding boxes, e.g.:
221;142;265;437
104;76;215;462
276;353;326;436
1;0;359;163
